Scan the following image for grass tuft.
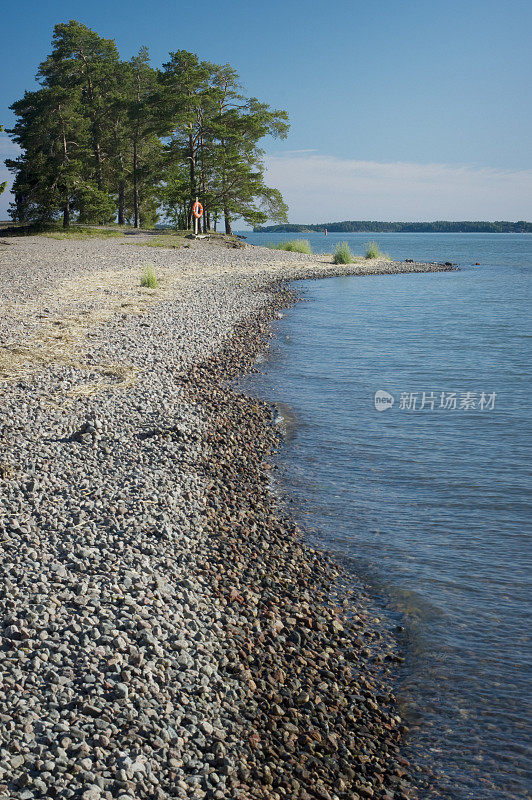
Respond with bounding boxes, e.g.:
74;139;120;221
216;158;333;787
333;241;355;264
268;238;312;254
365;240;389;260
140;263;158;289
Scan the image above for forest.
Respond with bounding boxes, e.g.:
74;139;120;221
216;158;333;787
5;20;290;233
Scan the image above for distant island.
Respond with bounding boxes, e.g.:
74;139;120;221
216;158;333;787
254;220;531;233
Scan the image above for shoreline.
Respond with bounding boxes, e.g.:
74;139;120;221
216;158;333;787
180;281;414;799
0;237;446;799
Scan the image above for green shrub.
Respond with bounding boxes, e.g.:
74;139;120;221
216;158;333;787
333;241;355;264
269;238;312;254
365;240;388;259
140;263;158;288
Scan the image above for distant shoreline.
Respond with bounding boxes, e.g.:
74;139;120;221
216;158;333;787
255;221;531;234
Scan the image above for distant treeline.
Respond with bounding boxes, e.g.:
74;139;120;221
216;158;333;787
255;221;532;233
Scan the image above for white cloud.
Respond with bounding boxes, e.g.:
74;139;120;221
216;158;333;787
279;148;319;155
263;153;532;222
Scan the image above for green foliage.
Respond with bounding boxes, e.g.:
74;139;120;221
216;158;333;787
5;23;289;232
365;241;389;259
269;239;312;254
140;263;158;288
333;242;355;264
77;186;117;225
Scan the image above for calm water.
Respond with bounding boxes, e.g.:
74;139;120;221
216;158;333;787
240;233;531;799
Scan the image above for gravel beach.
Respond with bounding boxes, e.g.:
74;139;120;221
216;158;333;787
0;234;453;800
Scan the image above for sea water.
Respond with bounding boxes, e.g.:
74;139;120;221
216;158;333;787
239;232;531;799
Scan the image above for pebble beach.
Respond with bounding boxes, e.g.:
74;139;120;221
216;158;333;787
0;234;454;800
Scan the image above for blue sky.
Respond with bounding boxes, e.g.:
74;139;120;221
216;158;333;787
1;0;531;221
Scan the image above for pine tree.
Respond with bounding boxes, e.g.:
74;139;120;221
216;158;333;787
127;48;162;228
105;59;131;225
209;92;289;233
7;86;105;226
157;51;211;228
158;55;290;232
38;20;121;221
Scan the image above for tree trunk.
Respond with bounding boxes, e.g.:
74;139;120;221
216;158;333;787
14;193;24;224
188;131;196;228
60;108;70;229
81;60;104;194
224;209;232;235
220;138;231;235
94;138;104;193
133;141;140;229
118;182;125;226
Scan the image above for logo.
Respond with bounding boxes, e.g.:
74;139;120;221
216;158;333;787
374;390;395;412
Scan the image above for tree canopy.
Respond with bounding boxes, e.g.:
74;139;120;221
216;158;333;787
6;21;289;231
